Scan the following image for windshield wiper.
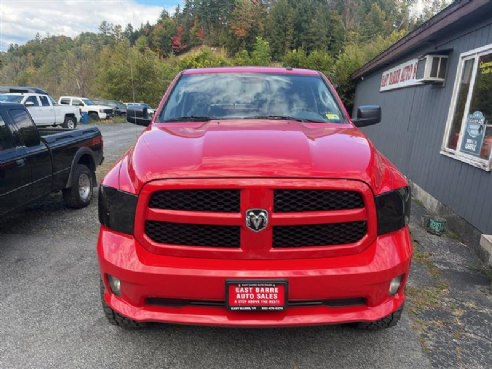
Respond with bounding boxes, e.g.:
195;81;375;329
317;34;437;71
164;116;214;122
245;115;324;123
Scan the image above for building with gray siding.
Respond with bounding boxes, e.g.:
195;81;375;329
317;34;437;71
352;0;492;246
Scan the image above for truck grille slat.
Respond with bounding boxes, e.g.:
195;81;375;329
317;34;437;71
274;190;364;212
273;221;367;247
145;221;240;247
149;190;240;212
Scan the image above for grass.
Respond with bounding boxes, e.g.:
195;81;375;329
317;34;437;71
407;240;449;314
83;115;128;125
446;229;462;241
412;242;442;278
407;283;449;314
413;197;425;208
96;158;117;183
110;116;128;124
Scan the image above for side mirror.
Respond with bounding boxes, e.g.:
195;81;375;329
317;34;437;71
352;105;381;127
24;101;35;107
127;106;152;126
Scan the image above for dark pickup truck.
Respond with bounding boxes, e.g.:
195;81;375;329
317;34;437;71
0;102;103;215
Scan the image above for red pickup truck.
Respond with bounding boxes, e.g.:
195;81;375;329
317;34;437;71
98;67;412;329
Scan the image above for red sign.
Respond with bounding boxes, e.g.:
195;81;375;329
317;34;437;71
226;281;287;311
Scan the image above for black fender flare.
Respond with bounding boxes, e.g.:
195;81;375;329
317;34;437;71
65;147;97;189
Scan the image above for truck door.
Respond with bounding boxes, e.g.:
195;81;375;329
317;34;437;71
38;95;56;125
0;111;30;215
24;95;48;126
8;108;52;202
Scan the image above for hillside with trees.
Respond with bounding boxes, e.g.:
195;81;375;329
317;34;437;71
0;0;449;109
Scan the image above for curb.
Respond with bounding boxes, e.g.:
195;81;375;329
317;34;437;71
479;235;492;265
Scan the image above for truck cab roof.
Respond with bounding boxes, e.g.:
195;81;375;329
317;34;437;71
0;86;49;94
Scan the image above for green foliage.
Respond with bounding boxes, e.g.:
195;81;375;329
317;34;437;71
233;50;253;66
95;40;171;107
228;0;267;53
251;37;272;66
233;37;272;66
282;49;334;78
268;0;295;59
0;0;451;107
178;47;231;70
333;30;407;109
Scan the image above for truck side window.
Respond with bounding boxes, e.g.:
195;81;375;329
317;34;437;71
73;99;84;106
0;113;14;151
9;109;40;147
60;98;70;105
39;95;50;106
25;95;40;106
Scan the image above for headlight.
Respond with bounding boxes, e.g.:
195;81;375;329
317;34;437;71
98;186;138;235
375;186;411;235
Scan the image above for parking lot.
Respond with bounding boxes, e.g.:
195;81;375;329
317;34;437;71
1;123;489;369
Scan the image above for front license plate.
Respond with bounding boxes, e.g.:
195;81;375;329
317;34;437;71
226;280;288;311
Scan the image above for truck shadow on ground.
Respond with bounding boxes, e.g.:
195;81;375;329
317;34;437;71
0;191;99;236
91;318;421;369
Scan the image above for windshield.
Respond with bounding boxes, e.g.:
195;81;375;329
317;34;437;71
82;98;95;105
0;95;23;103
158;73;345;123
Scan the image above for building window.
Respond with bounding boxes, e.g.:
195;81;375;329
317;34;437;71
442;44;492;171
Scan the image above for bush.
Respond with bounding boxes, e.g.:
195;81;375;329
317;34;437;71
178;47;231;70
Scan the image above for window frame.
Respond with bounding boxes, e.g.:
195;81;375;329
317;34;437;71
441;43;492;171
25;95;40;107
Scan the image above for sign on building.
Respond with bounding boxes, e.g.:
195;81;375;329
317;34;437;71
460;111;487;156
380;59;421;92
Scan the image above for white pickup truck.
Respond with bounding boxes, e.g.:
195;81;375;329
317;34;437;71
0;93;81;128
59;96;113;121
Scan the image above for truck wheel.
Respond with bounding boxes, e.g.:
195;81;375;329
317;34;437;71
89;112;99;122
63;164;94;208
354;305;403;330
100;280;145;328
63;116;77;129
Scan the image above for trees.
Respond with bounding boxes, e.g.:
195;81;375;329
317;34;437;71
0;0;450;105
228;0;266;53
268;0;295;59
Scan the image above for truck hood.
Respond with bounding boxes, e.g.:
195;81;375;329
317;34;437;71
119;120;407;194
91;105;112;110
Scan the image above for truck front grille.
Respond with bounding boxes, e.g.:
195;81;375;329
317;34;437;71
274;190;363;212
139;180;373;258
273;221;367;247
149;190;240;212
145;221;240;247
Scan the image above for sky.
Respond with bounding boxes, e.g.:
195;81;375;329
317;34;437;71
0;0;182;51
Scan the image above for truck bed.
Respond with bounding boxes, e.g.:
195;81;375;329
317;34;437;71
38;127;101;145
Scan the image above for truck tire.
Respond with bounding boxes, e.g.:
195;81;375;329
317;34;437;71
62;164;94;208
62;116;77;129
354;304;404;330
100;280;145;328
89;112;99;122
